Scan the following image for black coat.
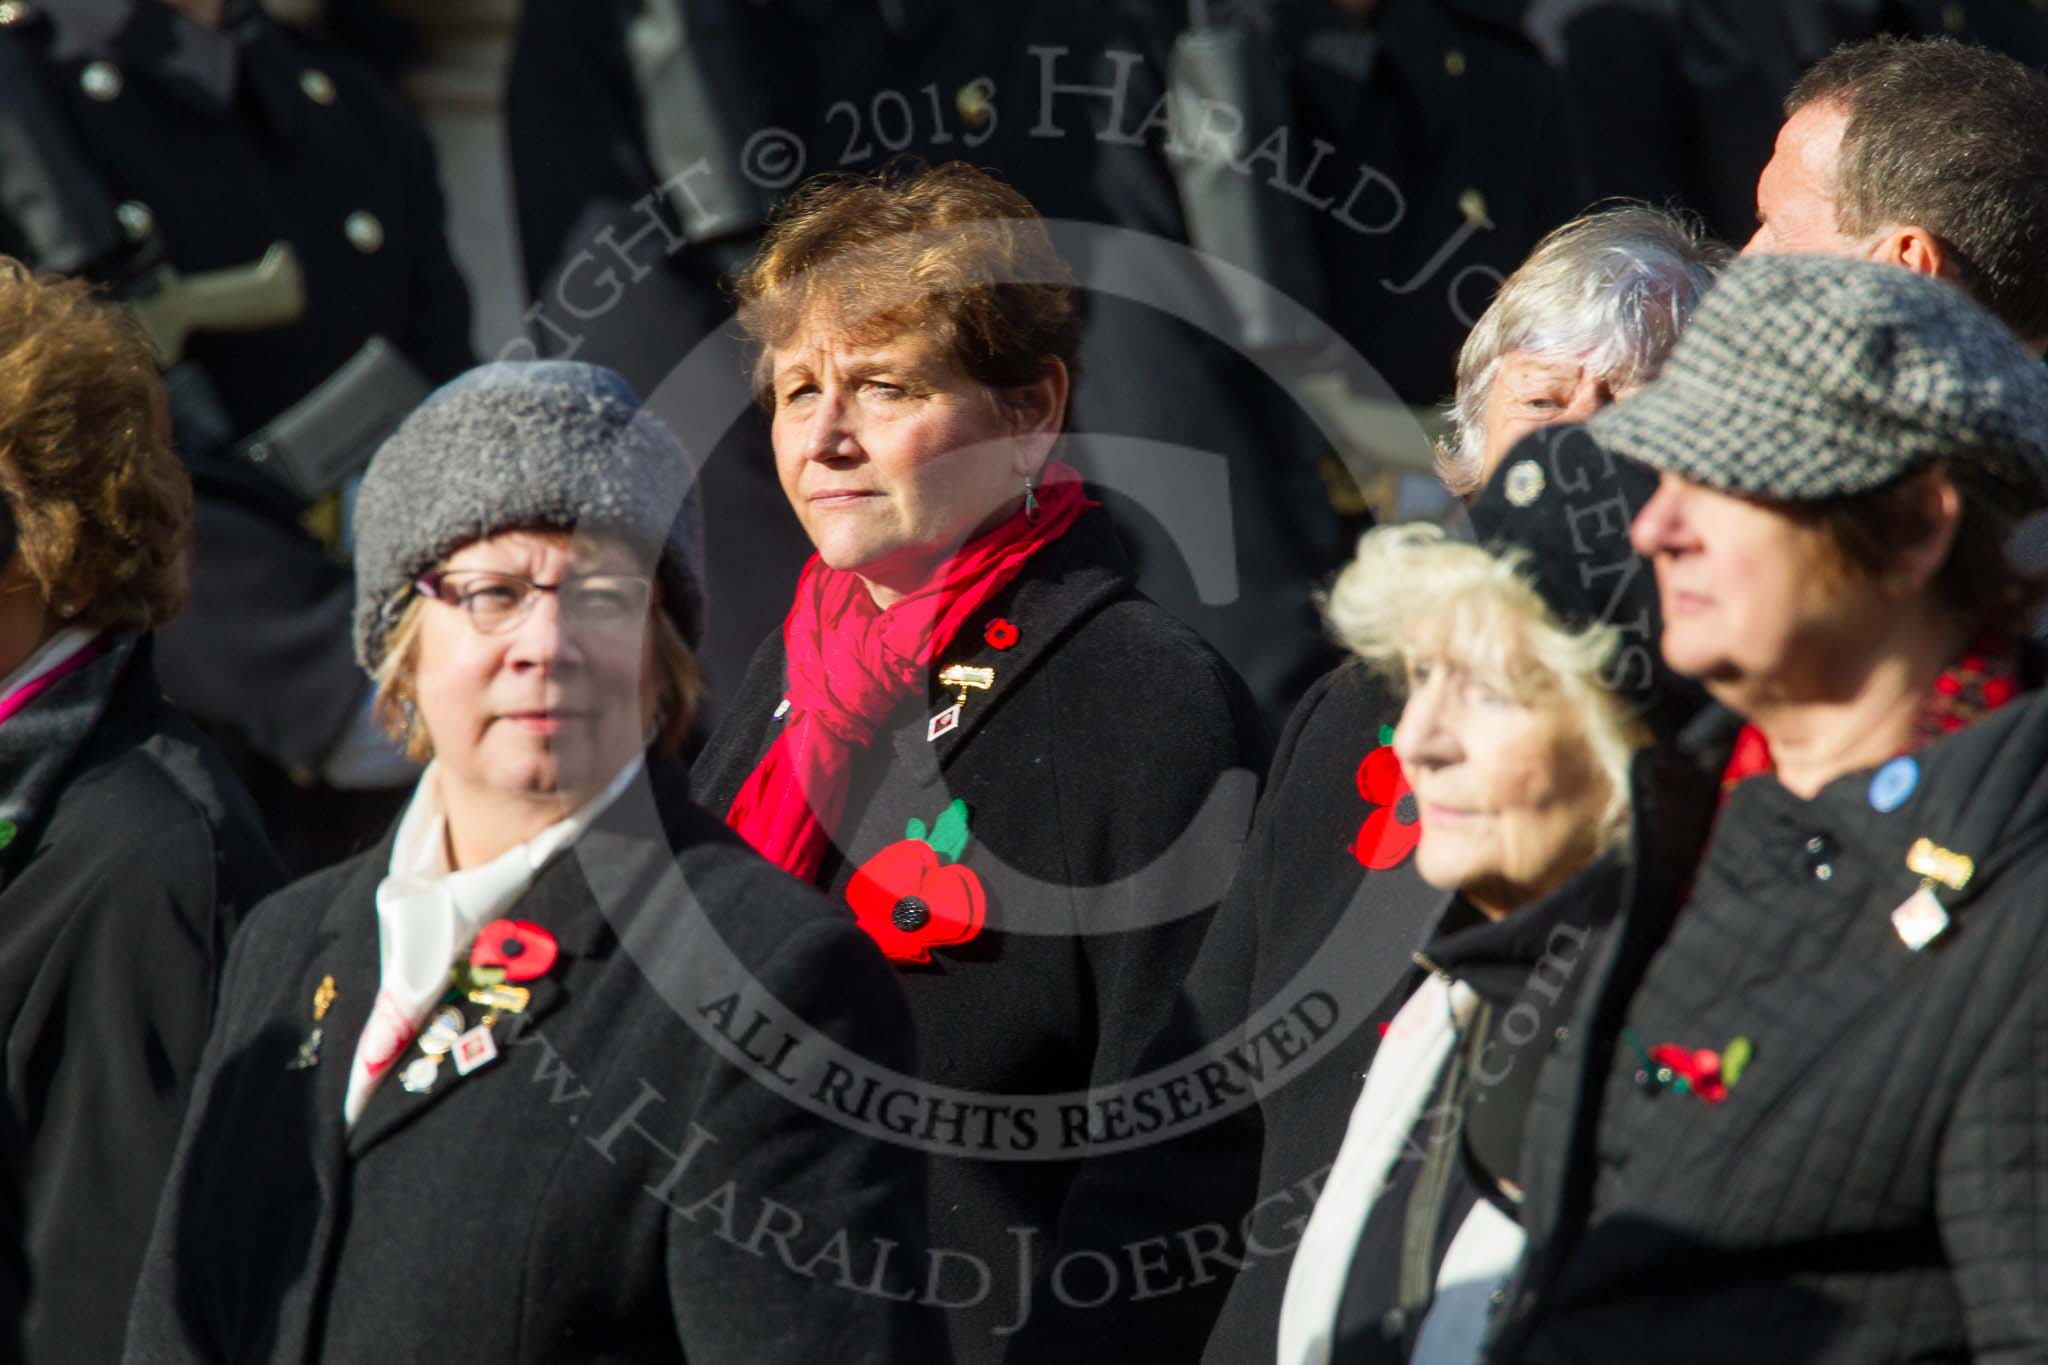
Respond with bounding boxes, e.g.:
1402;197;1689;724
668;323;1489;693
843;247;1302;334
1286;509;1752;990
693;506;1267;1362
0;1094;23;1364
1496;684;2048;1363
0;633;281;1365
125;758;947;1364
1;0;473;784
1003;659;1447;1362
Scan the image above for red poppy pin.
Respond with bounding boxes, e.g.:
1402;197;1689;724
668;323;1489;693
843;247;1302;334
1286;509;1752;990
1352;724;1421;870
471;919;559;983
846;799;988;964
1629;1030;1754;1104
984;618;1020;651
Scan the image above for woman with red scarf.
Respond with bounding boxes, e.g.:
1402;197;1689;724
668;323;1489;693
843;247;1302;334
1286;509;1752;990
693;163;1266;1362
1492;256;2048;1361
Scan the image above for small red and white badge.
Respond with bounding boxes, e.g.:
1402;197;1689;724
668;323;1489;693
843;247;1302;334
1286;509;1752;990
452;1024;499;1076
926;701;963;743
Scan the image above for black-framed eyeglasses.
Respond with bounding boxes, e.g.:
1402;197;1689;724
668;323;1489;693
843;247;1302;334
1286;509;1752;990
414;570;654;636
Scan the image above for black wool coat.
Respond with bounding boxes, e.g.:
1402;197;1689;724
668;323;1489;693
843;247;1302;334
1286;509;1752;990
693;507;1268;1362
0;633;281;1365
124;759;947;1364
2;0;474;778
1003;659;1448;1363
1495;683;2048;1363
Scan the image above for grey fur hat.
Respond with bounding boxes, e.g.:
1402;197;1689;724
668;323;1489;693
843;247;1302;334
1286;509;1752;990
1588;253;2048;504
352;361;707;670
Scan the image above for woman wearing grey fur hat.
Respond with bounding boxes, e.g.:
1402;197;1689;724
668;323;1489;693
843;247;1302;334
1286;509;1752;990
125;361;944;1364
1494;254;2048;1361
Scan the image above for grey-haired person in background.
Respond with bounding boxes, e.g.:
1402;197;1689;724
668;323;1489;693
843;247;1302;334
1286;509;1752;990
1435;204;1730;499
1493;253;2048;1363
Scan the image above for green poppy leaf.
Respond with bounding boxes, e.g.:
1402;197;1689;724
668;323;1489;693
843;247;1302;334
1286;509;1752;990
929;799;972;864
1722;1036;1754;1088
1378;723;1395;747
905;817;930;844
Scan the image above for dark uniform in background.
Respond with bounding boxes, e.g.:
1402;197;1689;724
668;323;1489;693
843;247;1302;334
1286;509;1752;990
507;0;1591;737
1536;0;2048;247
0;0;473;872
1260;0;1591;404
507;0;1346;737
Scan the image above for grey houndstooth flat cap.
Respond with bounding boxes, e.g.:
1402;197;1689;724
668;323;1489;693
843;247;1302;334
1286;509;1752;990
352;361;707;671
1587;254;2048;505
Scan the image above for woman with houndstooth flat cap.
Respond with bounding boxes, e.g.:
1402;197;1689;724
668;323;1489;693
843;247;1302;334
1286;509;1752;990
1494;252;2048;1362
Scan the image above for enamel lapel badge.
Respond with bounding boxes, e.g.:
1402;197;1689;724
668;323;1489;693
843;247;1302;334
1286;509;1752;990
1893;838;1972;952
930;664;995;743
396;920;557;1096
1891;885;1950;952
286;974;336;1071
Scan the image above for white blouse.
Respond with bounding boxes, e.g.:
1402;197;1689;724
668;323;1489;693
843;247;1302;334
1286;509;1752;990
342;754;643;1124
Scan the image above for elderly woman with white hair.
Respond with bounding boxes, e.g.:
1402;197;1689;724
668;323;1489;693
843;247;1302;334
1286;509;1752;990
1008;205;1721;1364
1273;459;1709;1365
1435;204;1726;500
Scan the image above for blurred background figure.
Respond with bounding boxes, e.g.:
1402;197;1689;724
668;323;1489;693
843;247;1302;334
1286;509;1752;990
503;0;1592;737
0;264;279;1365
1534;2;2048;251
1742;36;2048;354
0;0;475;874
1434;204;1726;497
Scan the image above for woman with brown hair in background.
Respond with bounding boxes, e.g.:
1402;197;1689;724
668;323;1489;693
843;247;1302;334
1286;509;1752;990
0;263;280;1363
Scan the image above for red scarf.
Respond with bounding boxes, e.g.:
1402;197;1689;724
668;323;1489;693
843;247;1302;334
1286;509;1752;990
726;465;1090;881
1720;630;2022;795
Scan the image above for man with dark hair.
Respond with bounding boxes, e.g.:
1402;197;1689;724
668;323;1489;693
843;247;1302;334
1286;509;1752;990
1747;35;2048;354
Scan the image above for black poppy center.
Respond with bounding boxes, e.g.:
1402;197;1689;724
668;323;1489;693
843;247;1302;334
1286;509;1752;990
500;938;525;958
1395;792;1419;825
892;897;932;932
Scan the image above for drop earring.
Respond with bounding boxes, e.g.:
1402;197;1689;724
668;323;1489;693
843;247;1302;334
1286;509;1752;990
1023;472;1039;524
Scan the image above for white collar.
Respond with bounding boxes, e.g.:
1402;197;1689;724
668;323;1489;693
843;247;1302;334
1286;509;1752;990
345;753;647;1126
385;750;647;903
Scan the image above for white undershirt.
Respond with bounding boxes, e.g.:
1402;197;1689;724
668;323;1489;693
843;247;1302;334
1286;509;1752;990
342;753;644;1124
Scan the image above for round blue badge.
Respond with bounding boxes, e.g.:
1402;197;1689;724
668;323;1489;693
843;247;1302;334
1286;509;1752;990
1868;756;1919;813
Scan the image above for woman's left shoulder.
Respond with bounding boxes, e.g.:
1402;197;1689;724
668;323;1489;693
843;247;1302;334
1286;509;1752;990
45;716;279;897
1053;595;1257;716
